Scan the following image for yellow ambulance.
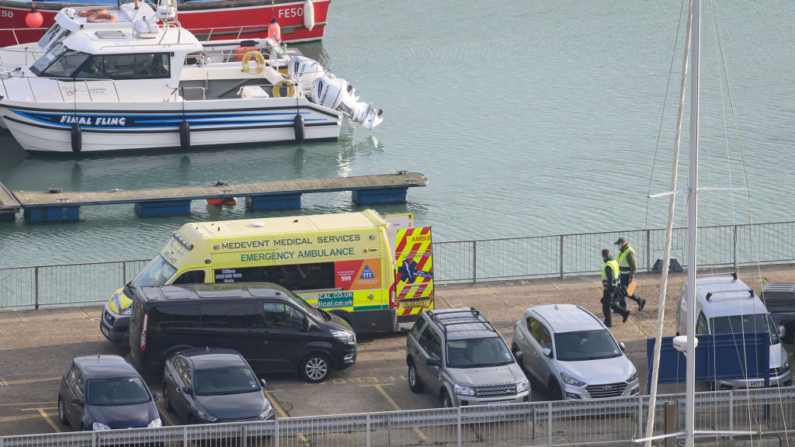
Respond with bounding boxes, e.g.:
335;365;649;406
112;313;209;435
100;210;434;346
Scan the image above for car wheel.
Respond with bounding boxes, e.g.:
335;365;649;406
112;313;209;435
549;380;563;401
408;359;424;393
57;397;69;427
163;385;174;413
300;353;331;383
441;390;453;408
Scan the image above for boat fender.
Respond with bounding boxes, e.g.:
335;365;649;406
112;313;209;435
294;114;304;144
71;123;82;153
303;0;315;32
179;120;190;149
241;51;265;73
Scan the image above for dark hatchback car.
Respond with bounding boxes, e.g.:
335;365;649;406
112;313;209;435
129;282;357;382
163;348;275;424
57;355;161;431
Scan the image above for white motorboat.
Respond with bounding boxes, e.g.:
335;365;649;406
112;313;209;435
0;1;382;153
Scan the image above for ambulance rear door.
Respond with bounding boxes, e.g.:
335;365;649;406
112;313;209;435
394;227;434;321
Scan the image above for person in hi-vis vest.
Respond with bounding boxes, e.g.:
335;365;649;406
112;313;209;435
601;249;630;327
614;238;646;311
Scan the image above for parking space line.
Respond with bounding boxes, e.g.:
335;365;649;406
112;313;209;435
35;408;61;433
365;384;427;441
0;402;55;407
262;389;287;418
155;402;178;427
21;407;57;411
2;377;60;386
0;376;6;387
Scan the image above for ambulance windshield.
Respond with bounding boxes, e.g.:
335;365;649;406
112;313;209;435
131;255;177;289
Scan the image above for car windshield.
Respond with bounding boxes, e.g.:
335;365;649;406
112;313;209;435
30;42;66;75
286;291;325;321
711;314;780;344
446;337;514;368
131;255;177;288
194;366;261;396
86;377;151;406
555;330;622;361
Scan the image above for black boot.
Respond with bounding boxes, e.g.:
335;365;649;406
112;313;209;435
638;299;646;312
623;311;631;323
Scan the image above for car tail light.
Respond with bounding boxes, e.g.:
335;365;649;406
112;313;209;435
140;314;148;352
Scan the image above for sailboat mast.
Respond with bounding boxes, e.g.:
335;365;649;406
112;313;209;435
685;0;701;444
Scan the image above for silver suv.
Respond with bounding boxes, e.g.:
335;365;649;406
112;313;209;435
511;304;639;400
406;307;530;407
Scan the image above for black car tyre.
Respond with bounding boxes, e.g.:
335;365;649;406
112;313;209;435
163;385;174;413
57;397;69;427
549;380;563;401
300;353;331;383
512;345;524;370
408;359;424;393
441;390;453;408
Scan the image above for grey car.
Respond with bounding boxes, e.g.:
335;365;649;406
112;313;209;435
406;307;530;407
511;305;639;400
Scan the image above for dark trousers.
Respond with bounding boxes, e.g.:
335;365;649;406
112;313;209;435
619;274;644;306
602;289;628;326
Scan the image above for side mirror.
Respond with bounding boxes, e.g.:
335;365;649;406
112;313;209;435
260;378;267;388
779;326;786;338
182;386;191;395
71;398;83;406
513;351;523;362
303;318;310;332
619;342;626;352
543;348;553;359
425;357;441;367
153;392;162;401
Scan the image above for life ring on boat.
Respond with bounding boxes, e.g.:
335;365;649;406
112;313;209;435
207;197;237;206
77;8;107;17
241;51;265;73
273;79;296;98
87;12;117;23
234;47;256;62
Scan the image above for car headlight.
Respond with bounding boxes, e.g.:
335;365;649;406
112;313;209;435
516;380;530;393
560;372;586;387
92;422;111;431
332;330;356;345
259;402;275;420
196;410;217;422
148;418;162;428
627;371;639;382
780;361;790;373
454;384;475;396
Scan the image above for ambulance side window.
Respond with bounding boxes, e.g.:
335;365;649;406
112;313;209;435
213;263;336;290
172;270;205;285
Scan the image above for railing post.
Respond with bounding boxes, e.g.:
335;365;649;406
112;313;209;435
275;419;280;447
733;225;739;273
457;406;462;447
123;262;127;283
92;431;97;447
646;229;652;273
637;397;643;438
387;413;392;447
664;401;676;447
183;425;187;446
367;414;371;447
559;235;564;279
728;390;734;440
34;266;39;310
548;402;553;446
472;240;477;284
242;425;247;447
532;405;537;440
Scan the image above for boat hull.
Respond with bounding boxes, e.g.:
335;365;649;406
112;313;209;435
1;100;341;153
0;0;329;47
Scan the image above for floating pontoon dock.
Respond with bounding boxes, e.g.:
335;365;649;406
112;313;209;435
0;172;427;223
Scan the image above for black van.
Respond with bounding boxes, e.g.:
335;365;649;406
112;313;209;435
129;283;357;383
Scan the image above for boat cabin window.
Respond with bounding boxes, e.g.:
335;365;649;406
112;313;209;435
74;53;171;79
30;43;90;78
38;24;71;49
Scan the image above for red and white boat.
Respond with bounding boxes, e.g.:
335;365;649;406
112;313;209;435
0;0;328;47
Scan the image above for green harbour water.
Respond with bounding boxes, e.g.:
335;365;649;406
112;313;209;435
1;0;794;268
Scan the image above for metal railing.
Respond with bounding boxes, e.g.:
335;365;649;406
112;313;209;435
2;221;794;309
1;387;793;446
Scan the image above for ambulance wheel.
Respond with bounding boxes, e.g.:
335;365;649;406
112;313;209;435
408;358;424;393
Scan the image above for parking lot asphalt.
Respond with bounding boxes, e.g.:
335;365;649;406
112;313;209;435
2;264;794;437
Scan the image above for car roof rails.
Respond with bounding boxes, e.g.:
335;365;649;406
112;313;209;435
705;289;754;301
429;307;496;339
696;271;738;280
